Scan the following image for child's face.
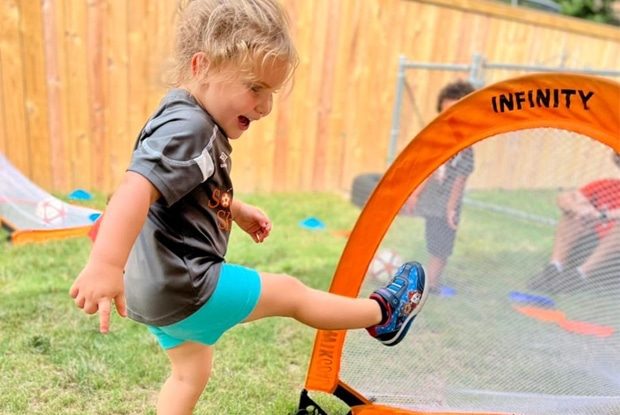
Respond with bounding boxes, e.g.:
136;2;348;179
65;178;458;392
193;59;289;139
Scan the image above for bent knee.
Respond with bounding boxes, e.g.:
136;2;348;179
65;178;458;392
167;344;212;389
268;273;312;298
262;271;305;287
171;364;211;390
278;273;307;289
258;272;313;317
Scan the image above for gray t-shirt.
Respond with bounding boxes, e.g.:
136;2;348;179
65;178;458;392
124;89;234;326
414;147;474;219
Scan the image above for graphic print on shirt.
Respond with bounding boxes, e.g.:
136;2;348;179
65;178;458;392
208;185;233;232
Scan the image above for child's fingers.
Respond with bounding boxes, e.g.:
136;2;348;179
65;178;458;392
98;298;112;334
258;223;271;240
74;295;86;309
114;293;128;318
82;297;99;314
69;283;78;298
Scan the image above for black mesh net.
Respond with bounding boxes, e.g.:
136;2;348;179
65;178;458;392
344;129;620;414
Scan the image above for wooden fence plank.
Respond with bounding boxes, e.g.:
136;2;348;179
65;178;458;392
329;0;356;191
147;0;174;110
319;0;343;192
0;0;29;175
270;91;291;192
87;0;108;191
18;0;51;188
42;0;69;190
310;0;336;190
0;61;5;155
284;0;315;190
63;0;91;189
342;1;370;184
106;0;129;188
128;0;147;142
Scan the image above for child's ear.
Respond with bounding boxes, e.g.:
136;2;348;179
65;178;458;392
190;52;210;78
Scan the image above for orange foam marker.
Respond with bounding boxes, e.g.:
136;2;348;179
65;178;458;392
559;320;615;338
513;306;566;323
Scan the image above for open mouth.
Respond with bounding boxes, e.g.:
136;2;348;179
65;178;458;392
238;116;250;129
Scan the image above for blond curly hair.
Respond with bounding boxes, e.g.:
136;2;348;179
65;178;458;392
167;0;298;86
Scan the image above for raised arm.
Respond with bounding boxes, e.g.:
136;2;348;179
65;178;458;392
70;171;160;333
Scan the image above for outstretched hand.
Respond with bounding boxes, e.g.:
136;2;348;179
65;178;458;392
69;260;127;334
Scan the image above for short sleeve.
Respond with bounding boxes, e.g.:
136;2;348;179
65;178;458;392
128;111;218;206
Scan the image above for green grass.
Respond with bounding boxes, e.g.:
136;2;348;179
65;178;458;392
1;191;618;414
0;193;359;415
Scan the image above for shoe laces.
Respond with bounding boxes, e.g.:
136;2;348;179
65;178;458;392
385;276;406;294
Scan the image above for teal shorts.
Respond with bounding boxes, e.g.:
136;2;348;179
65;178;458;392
147;263;261;350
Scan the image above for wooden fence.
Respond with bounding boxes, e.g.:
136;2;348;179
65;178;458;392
1;0;619;195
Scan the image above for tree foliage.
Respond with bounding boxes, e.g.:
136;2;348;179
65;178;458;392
554;0;618;24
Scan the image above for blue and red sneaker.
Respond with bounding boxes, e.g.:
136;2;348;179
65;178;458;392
366;261;427;346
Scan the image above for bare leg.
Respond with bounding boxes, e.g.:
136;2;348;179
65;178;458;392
426;255;447;290
157;342;213;415
244;272;382;329
580;227;620;276
551;214;590;265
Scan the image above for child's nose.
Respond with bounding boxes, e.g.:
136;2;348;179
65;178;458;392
256;95;272;117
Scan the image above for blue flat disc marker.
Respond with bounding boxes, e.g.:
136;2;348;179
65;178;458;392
509;291;555;308
88;212;102;222
299;217;326;230
438;285;457;297
68;188;93;201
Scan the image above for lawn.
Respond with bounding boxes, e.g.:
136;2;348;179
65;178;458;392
1;191;618;415
0;193;359;415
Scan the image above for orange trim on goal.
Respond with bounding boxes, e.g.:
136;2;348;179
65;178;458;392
11;226;93;245
304;73;620;410
351;404;510;415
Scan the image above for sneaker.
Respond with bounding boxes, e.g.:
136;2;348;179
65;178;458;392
527;264;561;294
366;261;427;346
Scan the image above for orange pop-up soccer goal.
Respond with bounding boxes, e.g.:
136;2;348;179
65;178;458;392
298;74;620;415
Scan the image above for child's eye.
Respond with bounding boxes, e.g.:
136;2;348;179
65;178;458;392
249;84;262;93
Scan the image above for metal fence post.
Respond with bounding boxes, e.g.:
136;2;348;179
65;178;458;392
469;53;485;88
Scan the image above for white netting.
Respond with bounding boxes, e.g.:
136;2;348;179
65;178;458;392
342;129;620;415
0;154;100;231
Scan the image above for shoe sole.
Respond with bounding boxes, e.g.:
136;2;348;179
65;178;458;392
380;262;428;346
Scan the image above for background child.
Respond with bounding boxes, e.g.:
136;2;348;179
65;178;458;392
528;151;620;293
404;80;475;293
69;1;427;413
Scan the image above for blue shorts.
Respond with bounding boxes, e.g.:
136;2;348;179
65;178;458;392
425;217;456;260
147;263;261;350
